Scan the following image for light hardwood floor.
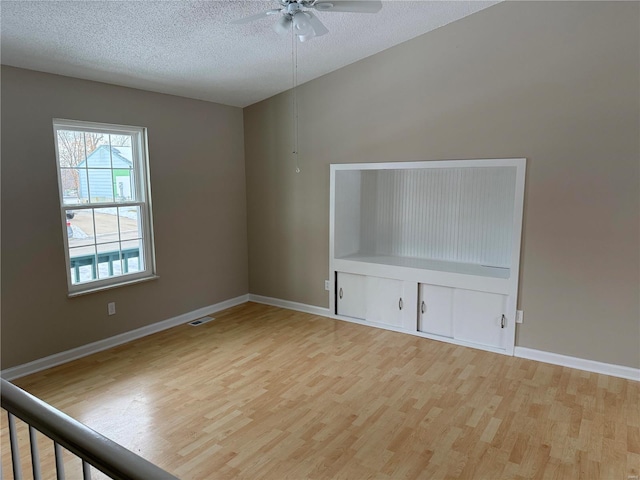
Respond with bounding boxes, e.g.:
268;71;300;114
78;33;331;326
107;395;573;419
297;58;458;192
2;302;639;479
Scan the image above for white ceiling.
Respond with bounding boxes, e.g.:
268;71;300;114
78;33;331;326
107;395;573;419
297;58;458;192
1;1;499;108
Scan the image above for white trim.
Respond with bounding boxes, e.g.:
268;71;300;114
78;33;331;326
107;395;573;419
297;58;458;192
1;295;249;381
6;294;636;383
248;294;331;317
515;347;640;382
67;274;160;297
330;158;526;171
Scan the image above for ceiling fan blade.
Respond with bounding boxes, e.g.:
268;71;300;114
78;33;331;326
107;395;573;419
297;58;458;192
305;12;329;37
229;9;282;25
312;1;382;13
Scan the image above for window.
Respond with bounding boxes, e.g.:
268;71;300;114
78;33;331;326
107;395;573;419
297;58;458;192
53;119;156;295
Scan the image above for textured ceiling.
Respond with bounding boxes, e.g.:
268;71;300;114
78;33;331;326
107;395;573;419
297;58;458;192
1;1;499;107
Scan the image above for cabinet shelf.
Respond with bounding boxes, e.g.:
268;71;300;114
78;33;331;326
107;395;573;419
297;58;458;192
336;253;511;279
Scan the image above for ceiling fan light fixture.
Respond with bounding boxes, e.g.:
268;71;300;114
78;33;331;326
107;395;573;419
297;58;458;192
274;15;291;35
292;11;313;36
231;0;383;41
297;32;315;42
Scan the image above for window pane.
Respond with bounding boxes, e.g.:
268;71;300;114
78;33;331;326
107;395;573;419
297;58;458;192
85;143;112;168
66;208;94;247
60;169;81;204
75;169;89;204
121;239;143;273
69;246;97;285
109;135;132;148
57;130;87;168
96;242;121;279
109;138;135;202
94;208;120;244
82;132;107;158
114;169;134;202
118;206;142;241
87;169;115;203
64;215;74;242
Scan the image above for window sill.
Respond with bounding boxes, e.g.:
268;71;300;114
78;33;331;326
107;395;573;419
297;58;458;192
67;275;160;298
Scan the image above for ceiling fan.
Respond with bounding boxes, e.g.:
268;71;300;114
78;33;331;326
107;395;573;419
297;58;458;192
230;0;383;42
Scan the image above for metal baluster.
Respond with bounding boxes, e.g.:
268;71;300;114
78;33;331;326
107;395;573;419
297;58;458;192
29;425;42;480
7;413;23;480
54;442;65;480
82;460;92;480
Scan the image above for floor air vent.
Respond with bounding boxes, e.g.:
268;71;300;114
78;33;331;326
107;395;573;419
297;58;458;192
188;316;215;326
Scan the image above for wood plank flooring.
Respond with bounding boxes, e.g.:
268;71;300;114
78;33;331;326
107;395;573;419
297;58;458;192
2;302;639;479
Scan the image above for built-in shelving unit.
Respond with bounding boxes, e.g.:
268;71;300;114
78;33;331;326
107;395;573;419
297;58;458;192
329;159;526;355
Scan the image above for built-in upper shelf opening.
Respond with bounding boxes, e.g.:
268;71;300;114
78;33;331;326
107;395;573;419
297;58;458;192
332;160;525;280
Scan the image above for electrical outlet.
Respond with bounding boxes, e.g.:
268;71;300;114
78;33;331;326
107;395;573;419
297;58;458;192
324;280;330;291
108;302;116;316
516;310;523;324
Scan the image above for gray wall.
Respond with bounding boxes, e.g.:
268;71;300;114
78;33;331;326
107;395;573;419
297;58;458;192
1;67;248;369
2;2;638;372
244;2;640;368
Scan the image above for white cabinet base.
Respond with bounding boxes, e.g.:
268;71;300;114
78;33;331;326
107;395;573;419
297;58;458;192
336;272;367;320
336;273;417;332
334;271;515;355
453;289;508;349
366;276;417;330
418;283;454;338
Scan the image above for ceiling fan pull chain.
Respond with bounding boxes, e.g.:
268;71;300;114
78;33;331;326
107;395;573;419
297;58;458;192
292;23;301;174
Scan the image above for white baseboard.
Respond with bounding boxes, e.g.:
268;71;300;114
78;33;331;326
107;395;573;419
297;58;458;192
1;294;249;381
5;293;636;383
248;294;331;317
515;347;640;381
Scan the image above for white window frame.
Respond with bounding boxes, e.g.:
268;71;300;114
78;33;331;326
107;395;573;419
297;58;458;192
53;119;157;296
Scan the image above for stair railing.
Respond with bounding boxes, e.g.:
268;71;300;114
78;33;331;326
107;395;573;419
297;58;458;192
1;378;179;480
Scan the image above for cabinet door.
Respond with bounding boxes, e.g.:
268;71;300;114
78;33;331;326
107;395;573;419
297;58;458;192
453;289;507;349
365;277;417;330
336;272;366;320
365;277;403;327
418;284;454;337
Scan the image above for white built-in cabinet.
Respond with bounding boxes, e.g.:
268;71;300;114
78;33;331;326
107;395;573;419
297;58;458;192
330;159;526;355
